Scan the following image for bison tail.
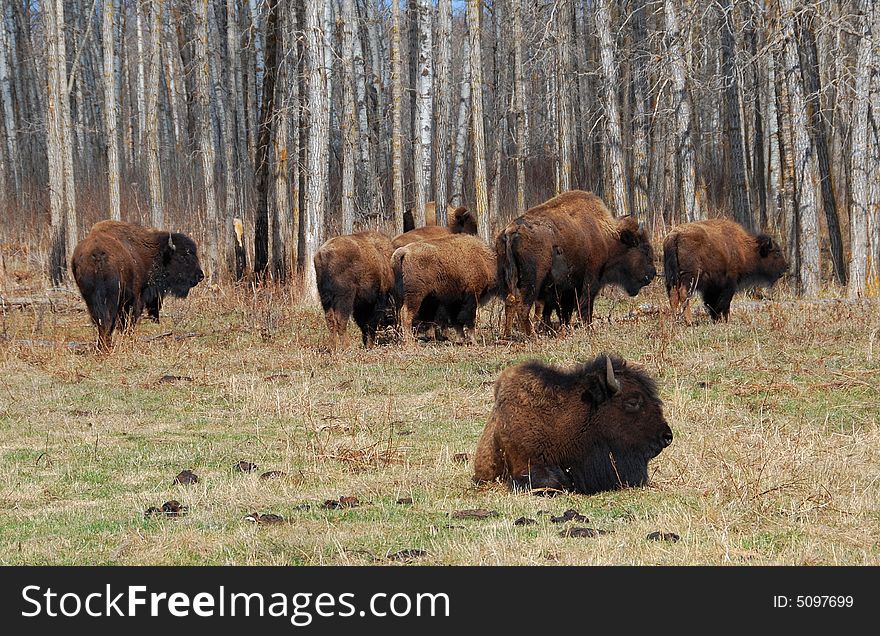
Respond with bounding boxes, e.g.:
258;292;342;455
392;248;407;305
314;253;334;312
663;234;680;294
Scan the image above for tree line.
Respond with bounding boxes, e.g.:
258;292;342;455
0;0;878;300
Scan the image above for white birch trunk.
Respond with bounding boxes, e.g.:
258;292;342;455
352;4;377;217
304;0;330;300
412;0;433;228
433;0;452;222
390;0;405;233
135;0;146;147
512;0;526;214
103;0;120;220
556;0;572;193
0;0;18;195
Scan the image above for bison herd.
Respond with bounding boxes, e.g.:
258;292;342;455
70;189;790;496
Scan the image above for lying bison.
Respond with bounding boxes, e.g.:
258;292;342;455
393;206;476;249
663;218;788;324
497;190;656;337
392;233;496;344
402;200;459;232
473;354;673;494
314;231;398;349
71;220;204;351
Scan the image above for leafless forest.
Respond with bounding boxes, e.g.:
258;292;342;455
0;0;878;300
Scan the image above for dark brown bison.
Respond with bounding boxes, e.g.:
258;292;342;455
71;220;204;351
473;354;673;495
392;233;496;344
313;231;398;349
663;218;788;324
497;191;656;337
392;206;476;249
402;200;459;232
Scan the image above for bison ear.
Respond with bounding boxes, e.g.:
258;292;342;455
581;355;622;406
757;235;773;257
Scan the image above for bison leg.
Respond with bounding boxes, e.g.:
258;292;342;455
706;287;735;323
399;298;420;343
510;464;574;495
669;284;692;325
324;296;354;350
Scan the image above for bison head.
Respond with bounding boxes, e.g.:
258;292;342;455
449;207;478;236
574;355;673;492
604;217;657;296
160;233;204;298
755;234;788;285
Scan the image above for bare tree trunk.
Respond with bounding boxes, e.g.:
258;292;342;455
352;0;377;218
468;0;489;242
596;0;627;214
780;0;821;296
145;0;164;227
720;0;751;228
630;0;650;220
271;0;292;279
303;0;330;299
433;0;452;222
555;0;572;193
102;0;120;220
135;0;146;148
450;36;471;208
799;12;846;286
340;0;356;234
253;0;279;278
848;0;876;298
412;0;433;228
512;0;526;214
665;0;700;222
389;0;405;233
46;0;76;283
767;46;783;232
0;0;18;196
192;0;218;278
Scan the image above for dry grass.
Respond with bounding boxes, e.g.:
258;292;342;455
1;257;878;566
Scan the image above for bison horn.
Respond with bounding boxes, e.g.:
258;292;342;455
605;355;621;395
168;233;176;251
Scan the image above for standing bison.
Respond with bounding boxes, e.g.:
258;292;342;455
497;190;656;337
314;231;398;349
663;218;788;324
392;233;496;344
473;354;673;495
402;200;459;232
392;206;477;249
71;220;204;351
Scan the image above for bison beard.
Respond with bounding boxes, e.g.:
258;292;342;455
663;218;788;324
71;220;204;351
473;355;673;495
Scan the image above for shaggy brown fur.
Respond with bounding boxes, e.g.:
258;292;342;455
402;201;459;231
663;218;788;324
71;220;204;351
392;207;476;249
497;191;656;337
392;233;497;344
314;231;397;349
473;355;673;494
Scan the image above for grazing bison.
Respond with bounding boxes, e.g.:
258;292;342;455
392;233;496;344
663;218;788;324
313;231;398;349
71;220;204;351
402;200;459;232
392;206;477;249
473;354;673;495
497;190;656;337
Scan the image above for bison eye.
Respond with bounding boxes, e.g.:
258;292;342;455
623;396;643;412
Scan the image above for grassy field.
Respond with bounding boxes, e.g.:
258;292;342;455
1;255;878;566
